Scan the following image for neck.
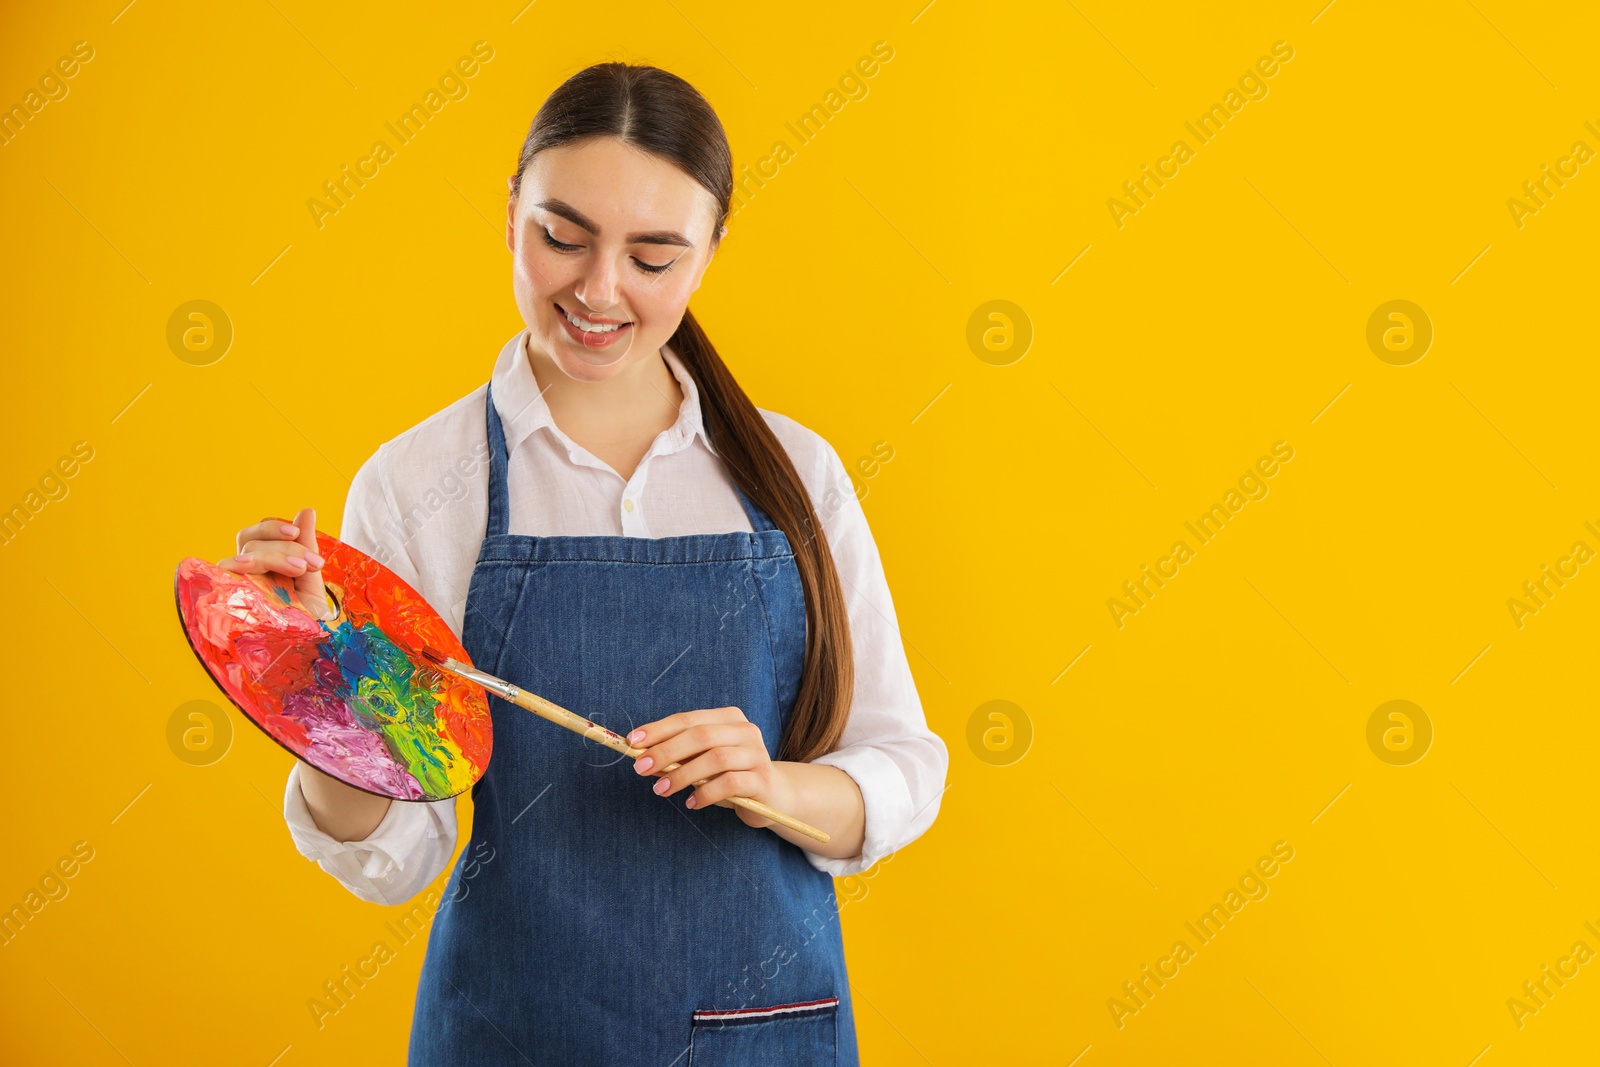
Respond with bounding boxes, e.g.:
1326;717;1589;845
523;334;684;440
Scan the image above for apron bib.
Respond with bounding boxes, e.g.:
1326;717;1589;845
407;383;859;1066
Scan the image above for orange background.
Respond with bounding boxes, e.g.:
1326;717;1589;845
4;0;1599;1063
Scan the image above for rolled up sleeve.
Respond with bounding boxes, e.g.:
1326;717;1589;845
801;441;949;878
283;763;459;904
277;449;461;904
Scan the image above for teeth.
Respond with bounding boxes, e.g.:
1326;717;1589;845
562;307;625;333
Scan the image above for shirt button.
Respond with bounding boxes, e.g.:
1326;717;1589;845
623;498;635;513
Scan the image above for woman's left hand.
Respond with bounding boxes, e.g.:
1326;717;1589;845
628;707;791;829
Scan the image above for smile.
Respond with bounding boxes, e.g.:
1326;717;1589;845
555;302;633;349
558;303;629;331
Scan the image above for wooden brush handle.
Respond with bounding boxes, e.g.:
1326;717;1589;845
507;688;831;844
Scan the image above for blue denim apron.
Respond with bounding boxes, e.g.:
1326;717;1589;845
407;383;859;1066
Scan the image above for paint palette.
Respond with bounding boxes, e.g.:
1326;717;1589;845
173;532;492;801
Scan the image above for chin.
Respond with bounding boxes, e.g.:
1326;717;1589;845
543;328;638;381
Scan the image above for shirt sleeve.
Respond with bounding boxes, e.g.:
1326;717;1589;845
283;762;458;906
801;440;949;878
278;448;461;903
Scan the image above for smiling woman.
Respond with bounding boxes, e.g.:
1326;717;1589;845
506;135;722;380
236;61;948;1067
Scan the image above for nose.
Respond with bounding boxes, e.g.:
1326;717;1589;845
572;252;620;314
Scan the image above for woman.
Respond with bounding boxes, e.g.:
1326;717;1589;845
222;63;946;1065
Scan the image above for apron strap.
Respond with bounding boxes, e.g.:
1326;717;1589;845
484;381;511;538
482;382;782;537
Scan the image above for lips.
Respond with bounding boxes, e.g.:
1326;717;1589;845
556;302;629;328
554;302;632;349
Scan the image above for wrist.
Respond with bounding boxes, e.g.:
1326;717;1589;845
767;760;802;817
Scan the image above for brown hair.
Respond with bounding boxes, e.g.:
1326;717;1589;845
510;63;853;764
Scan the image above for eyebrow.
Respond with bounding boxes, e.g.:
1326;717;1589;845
535;199;695;248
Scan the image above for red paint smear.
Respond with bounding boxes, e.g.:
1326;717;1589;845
314;533;493;780
173;532;493;798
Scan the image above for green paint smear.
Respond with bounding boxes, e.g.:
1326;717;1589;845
329;617;468;797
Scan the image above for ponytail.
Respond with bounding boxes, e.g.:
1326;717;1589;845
668;309;854;762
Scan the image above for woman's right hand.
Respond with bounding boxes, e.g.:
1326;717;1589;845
221;507;393;837
217;505;332;621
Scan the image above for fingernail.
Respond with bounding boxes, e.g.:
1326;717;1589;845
634;756;653;774
280;523;299;537
305;552;325;567
628;730;645;744
232;554;251;564
653;777;670;795
287;556;306;568
685;794;697;809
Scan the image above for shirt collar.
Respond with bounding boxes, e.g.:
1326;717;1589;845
489;328;717;462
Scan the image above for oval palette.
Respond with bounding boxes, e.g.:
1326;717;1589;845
173;531;492;801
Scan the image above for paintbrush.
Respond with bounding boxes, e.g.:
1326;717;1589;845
418;647;830;843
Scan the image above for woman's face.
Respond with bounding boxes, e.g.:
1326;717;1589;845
506;135;722;383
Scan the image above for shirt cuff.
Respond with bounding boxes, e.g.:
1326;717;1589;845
803;745;914;878
282;762;451;902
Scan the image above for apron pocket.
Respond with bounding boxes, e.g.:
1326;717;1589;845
688;996;839;1066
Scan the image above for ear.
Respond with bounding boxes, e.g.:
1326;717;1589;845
691;226;725;295
505;181;518;254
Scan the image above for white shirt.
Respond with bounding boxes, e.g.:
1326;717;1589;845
282;330;948;902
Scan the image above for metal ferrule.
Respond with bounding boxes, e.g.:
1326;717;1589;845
445;659;519;702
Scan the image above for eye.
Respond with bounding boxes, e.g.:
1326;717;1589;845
542;227;677;275
542;229;580;252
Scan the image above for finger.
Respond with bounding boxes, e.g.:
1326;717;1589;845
649;747;761;799
686;769;765;810
236;539;325;569
218;544;318;577
626;706;747;749
634;721;762;776
235;516;302;554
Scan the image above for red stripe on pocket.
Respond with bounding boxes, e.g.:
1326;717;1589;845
692;996;839;1022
